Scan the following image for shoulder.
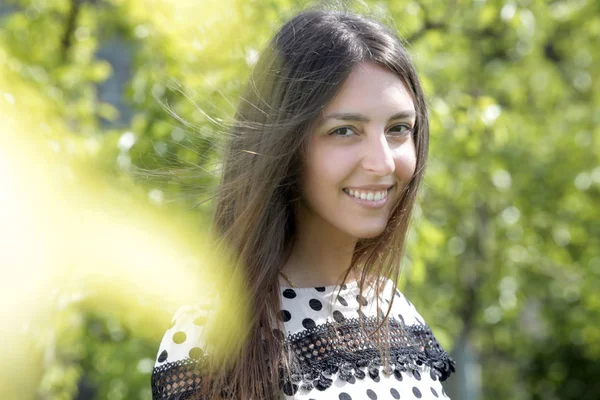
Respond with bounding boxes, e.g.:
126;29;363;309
154;303;211;368
151;303;212;399
381;278;457;381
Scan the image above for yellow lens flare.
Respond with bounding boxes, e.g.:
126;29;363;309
0;53;247;399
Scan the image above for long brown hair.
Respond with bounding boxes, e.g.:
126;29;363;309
201;6;429;399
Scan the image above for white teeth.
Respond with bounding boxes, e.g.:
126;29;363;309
345;188;389;202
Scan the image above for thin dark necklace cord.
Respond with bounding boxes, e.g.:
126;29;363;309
279;271;296;288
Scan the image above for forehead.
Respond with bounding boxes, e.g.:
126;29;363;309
322;61;415;118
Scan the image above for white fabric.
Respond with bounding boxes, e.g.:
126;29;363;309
153;278;453;399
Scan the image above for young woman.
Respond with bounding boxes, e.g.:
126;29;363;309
151;7;455;400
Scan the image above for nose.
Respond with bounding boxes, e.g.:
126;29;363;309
360;132;396;176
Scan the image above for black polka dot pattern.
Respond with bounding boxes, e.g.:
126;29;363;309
413;387;422;398
302;318;316;329
358;309;367;320
172;331;186;344
397;314;405;324
356;294;368;306
309;298;323;311
430;368;439;381
154;278;454;400
394;369;403;381
333;310;346;323
188;347;203;360
279;310;291;322
282;381;298;396
369;368;380;381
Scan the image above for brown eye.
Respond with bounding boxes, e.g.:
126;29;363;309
330;127;356;137
387;124;412;136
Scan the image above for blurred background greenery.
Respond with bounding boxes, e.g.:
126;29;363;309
0;0;598;399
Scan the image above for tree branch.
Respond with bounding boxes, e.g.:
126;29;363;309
61;0;83;61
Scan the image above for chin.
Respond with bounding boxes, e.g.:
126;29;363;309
349;225;387;240
357;232;385;240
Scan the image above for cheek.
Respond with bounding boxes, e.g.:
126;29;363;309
299;153;327;204
393;142;417;182
304;147;356;189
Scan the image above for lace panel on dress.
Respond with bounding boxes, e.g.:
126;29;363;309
151;316;455;399
279;316;455;392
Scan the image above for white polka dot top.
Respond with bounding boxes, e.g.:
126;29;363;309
151;278;456;399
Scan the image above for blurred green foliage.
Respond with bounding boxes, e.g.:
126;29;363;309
1;0;598;399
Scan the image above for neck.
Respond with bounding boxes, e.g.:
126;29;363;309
280;202;358;288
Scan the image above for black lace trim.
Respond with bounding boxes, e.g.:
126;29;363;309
279;316;455;393
151;317;456;399
151;358;208;400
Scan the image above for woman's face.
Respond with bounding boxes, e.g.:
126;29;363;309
299;61;417;239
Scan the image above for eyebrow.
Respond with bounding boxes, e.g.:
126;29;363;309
322;110;416;123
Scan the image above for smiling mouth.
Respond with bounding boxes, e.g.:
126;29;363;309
342;186;393;202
